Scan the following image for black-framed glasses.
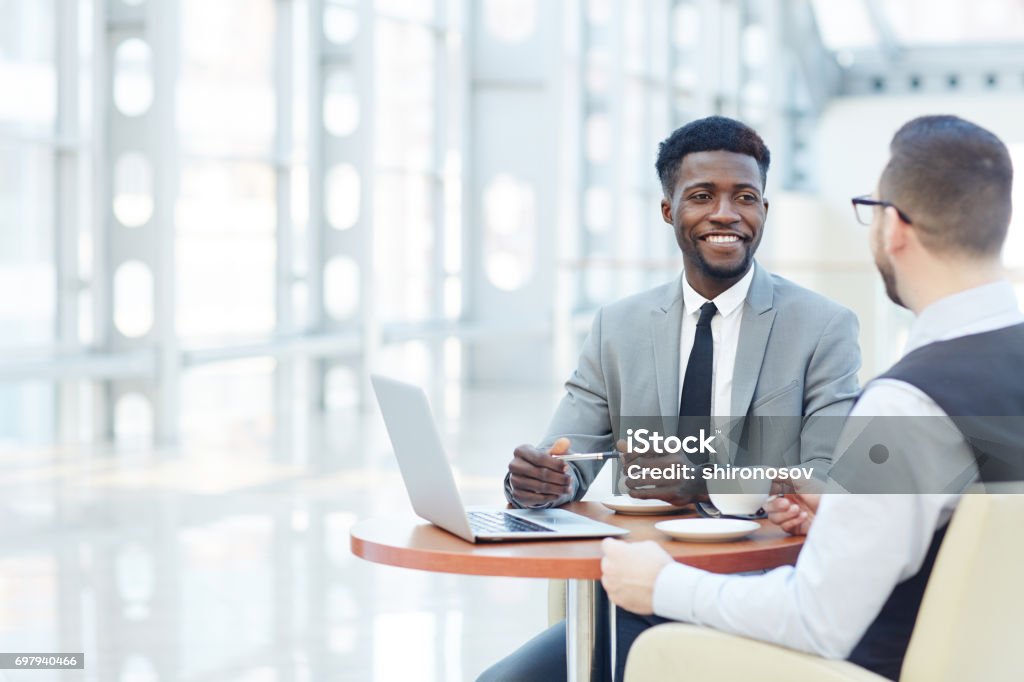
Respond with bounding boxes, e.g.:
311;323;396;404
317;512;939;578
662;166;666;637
851;195;913;226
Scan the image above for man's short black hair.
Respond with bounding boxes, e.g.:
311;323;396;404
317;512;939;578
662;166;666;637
655;116;771;195
880;115;1013;257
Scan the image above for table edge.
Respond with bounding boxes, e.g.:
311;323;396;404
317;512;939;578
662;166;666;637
350;529;802;580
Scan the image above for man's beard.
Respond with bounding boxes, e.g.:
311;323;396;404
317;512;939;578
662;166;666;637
692;244;755;280
874;253;906;308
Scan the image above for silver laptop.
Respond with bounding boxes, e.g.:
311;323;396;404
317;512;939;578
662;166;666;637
371;375;629;543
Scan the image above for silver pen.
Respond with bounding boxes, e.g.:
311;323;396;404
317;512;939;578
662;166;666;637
553;451;622;462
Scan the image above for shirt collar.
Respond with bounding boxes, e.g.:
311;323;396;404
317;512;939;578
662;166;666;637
680;265;755;319
904;279;1023;354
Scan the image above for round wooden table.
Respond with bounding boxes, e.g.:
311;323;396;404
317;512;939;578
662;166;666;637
350;501;803;681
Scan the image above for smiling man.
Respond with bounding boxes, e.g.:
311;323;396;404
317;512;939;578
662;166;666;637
480;117;862;681
667;142;765;297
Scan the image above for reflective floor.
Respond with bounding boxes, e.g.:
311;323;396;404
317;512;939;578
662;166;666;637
0;386;564;682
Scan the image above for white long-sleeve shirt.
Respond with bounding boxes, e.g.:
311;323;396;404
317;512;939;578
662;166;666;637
652;280;1023;658
677;265;754;416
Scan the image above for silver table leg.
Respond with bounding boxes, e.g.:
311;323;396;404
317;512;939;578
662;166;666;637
567;577;620;681
565;579;597;681
609;597;617;682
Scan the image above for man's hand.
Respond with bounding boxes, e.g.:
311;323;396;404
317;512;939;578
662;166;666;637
507;437;574;506
766;493;820;536
600;539;673;615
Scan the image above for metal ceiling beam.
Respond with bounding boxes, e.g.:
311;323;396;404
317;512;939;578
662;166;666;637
862;0;902;63
781;0;842;114
838;44;1024;95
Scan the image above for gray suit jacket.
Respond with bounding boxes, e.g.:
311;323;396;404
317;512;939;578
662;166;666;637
505;261;862;505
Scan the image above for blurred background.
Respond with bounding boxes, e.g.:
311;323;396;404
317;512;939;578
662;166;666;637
1;0;1023;680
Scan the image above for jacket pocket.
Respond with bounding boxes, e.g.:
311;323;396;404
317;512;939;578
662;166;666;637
751;379;799;410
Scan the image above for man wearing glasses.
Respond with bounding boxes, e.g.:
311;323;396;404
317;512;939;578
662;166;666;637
601;115;1024;680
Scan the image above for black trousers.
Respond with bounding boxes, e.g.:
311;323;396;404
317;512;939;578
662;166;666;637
476;595;671;682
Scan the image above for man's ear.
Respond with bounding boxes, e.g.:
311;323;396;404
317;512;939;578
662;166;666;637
883;205;909;254
661;197;673;225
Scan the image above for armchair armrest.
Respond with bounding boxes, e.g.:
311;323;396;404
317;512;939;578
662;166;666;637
625;623;888;682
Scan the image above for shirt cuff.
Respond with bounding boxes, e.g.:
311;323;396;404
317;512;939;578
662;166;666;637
652;561;713;623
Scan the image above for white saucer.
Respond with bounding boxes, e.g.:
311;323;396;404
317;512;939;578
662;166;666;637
601;496;689;515
654;518;760;542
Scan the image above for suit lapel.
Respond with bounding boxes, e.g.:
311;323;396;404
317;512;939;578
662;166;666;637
731;263;777;417
651;279;684;417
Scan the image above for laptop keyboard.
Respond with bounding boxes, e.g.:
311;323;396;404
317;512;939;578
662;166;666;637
468;511;555;534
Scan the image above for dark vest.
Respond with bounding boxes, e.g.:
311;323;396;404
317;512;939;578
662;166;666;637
847;322;1024;679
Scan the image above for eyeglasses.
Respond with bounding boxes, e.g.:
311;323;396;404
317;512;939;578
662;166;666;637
851;195;913;226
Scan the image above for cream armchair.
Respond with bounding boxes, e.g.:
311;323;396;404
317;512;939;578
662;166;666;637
625;493;1024;681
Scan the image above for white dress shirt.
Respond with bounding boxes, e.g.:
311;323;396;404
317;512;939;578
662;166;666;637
679;266;754;416
652;280;1023;659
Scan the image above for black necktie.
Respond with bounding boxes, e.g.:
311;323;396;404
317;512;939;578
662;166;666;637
679;302;717;462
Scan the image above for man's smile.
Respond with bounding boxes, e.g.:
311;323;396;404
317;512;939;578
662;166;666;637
697;231;749;251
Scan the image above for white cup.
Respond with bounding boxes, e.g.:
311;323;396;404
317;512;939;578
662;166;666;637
706;467;771;515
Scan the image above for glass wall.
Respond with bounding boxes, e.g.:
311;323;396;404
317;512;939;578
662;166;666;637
2;0;1024;447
